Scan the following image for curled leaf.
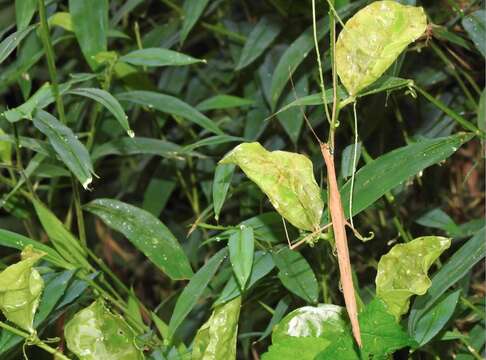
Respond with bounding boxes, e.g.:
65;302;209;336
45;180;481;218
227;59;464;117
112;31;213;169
0;246;45;333
65;299;144;360
220;142;323;232
336;1;427;95
192;296;241;360
376;236;451;319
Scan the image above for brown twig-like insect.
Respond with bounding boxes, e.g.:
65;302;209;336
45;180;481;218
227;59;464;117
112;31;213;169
321;142;362;348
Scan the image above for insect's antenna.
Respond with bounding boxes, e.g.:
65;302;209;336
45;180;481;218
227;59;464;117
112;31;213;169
288;69;323;144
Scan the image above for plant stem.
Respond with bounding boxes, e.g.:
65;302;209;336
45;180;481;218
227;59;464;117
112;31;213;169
328;1;339;149
37;0;66;124
0;321;71;360
72;176;87;247
415;85;484;136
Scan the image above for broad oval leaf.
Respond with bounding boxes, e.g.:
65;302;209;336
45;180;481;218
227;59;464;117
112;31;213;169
117;91;224;135
65;299;144;360
220;142;323;232
0;246;45;333
84;199;193;280
335;1;427;95
376;236;451;319
120;47;204;67
33;110;95;189
168;248;227;338
68;87;133;137
228;225;254;289
69;0;108;69
272;304;346;342
272;248;319;303
192;296;241;360
236;17;282;70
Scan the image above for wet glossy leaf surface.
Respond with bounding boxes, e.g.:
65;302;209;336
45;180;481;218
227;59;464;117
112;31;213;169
65;299;144;360
335;1;426;95
376;236;451;319
220;142;323;232
0;246;45;333
84;198;193;280
192;296;241;360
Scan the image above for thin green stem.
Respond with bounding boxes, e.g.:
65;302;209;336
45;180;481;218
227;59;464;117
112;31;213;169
37;0;66;124
72;176;87;247
0;321;71;360
311;0;331;126
327;0;339;149
415;85;484;136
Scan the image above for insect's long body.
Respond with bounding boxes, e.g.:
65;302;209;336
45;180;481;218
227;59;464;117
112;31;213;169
320;142;362;347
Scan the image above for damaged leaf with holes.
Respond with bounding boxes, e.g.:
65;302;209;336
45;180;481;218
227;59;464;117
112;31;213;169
219;142;323;232
0;246;45;333
64;299;144;360
376;236;451;319
335;1;427;95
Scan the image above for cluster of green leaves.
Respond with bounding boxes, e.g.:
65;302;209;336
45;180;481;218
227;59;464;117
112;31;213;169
0;0;483;359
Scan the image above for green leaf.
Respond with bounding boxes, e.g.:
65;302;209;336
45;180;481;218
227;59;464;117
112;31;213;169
181;135;244;153
180;0;210;45
416;208;462;237
192;296;241;360
262;336;330;360
0;229;70;269
358;76;415;98
212;163;235;221
228;225;254;289
196;95;254;112
117;91;224;135
84;198;193;280
0;25;35;65
270;1;364;109
48;12;73;31
376;236;451;319
143;178;176;217
91;137;187;161
413;289;461;346
335;1;427;95
67;88;134;137
15;0;36;30
65;299;144;360
478;89;485;134
341;142;361;179
277;75;308;144
120;47;205;67
32;199;91;270
0;128;12;165
272;248;318;303
220;142;323;232
0;246;45;333
408;227;486;334
462;10;486;57
33;110;94;189
69;0;108;69
168;248;227;338
337;133;473;220
216;251;274;305
236;17;281;70
272;304;347;343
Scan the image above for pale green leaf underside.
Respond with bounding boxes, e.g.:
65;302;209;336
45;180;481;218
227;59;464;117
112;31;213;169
336;1;427;95
65;300;144;360
220;142;323;232
376;236;451;319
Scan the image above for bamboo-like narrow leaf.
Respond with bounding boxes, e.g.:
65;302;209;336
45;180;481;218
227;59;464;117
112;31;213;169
220;142;323;232
69;0;108;69
213;163;235;221
84;199;193;280
168;248;227;338
68;87;133;137
117;91;224;135
120;47;205;67
180;0;210;45
15;0;37;31
32;199;91;270
236;17;282;70
228;225;254;289
335;1;427;95
33;110;95;189
196;95;254;112
0;25;36;65
376;236;451;319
